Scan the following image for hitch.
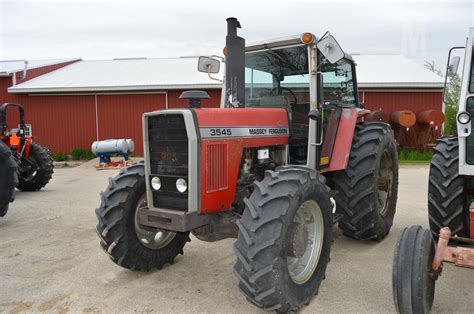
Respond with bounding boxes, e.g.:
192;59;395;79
432;227;474;278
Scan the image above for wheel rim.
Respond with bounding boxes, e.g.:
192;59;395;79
133;194;176;249
287;200;324;285
23;156;39;181
376;149;393;216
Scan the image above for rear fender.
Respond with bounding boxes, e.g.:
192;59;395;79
326;108;357;172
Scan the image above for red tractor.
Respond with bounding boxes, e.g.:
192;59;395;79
0;103;54;217
96;18;399;311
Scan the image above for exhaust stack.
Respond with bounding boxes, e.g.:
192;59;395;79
224;17;245;108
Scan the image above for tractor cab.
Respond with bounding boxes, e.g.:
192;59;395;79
243;37;358;164
199;24;359;168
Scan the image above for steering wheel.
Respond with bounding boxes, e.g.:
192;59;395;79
270;87;298;106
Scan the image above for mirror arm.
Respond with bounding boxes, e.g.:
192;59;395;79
207;68;223;83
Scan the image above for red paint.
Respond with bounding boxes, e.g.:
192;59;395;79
328;108;357;172
195;108;289;213
200;138;243;213
358;90;443;114
97;94;166;156
194;107;289;127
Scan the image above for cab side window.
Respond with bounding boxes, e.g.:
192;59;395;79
321;58;356;106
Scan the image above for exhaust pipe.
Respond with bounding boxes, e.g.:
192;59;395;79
225;17;245;108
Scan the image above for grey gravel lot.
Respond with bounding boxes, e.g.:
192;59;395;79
1;163;473;313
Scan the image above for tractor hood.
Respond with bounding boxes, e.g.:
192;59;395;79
193;107;290;140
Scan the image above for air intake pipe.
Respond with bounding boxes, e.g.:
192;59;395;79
224;17;245;108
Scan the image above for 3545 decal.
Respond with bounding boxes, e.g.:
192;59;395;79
209;128;232;136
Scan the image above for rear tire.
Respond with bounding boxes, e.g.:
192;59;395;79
331;122;399;240
17;142;54;191
393;225;436;314
428;136;470;237
234;166;332;312
95;162;190;271
0;142;18;217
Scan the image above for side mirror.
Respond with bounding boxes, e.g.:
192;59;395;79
447;56;460;77
198;56;221;74
308;109;321;120
317;35;344;64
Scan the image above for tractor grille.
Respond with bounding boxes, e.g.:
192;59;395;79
206;143;228;192
148;114;188;210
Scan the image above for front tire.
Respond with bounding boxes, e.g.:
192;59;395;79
428;136;470;238
234;166;332;312
393;225;436;314
95;162;190;271
331;122;399;240
0;142;18;217
17;142;54;191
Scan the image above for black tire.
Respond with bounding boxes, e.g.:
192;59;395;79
330;122;398;240
17;142;54;191
0;142;18;217
234;166;332;312
428;136;470;238
95;162;190;271
393;225;436;314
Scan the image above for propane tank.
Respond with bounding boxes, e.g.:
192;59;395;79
91;139;133;155
125;139;135;153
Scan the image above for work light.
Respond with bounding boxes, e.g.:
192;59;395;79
458;112;471;124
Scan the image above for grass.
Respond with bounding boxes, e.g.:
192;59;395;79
398;148;432;164
51;151;67;162
71;147;95;161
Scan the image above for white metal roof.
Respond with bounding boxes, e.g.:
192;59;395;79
8;55;444;93
353;54;445;88
0;58;79;76
8;57;222;93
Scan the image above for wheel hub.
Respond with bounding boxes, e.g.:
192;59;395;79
287;200;324;285
288;223;309;258
134;194;176;249
377;150;394;216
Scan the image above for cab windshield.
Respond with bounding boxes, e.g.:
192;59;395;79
244;45;356;111
245;45;309;111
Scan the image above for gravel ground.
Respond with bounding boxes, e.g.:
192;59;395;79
0;163;473;313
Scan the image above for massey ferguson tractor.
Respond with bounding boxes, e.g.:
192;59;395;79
393;28;474;314
0;103;54;217
96;18;399;312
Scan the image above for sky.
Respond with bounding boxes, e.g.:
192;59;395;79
0;0;473;71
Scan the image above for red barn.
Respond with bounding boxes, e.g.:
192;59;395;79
1;55;444;155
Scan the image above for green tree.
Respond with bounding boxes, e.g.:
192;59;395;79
424;60;461;135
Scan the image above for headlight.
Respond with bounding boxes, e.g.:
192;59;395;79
458;112;471;124
151;176;161;190
176;178;187;193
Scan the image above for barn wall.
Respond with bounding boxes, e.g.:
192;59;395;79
2;87;443;156
167;89;221;108
358;90;443;114
97;94;167;155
